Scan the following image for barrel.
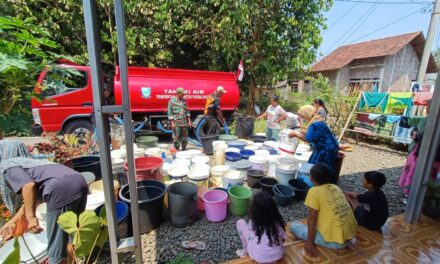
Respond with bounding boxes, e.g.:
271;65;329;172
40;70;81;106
168;182;198;227
72;156;101;180
119;180;166;233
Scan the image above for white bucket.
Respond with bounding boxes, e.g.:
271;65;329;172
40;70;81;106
0;232;48;263
168;166;189;179
255;149;270;157
190;163;211;172
210;165;229;177
188;168;210;181
225;147;240;153
36;203;47;230
172;158;191;169
86;191;105;211
176;150;193;160
112;158;125;174
244;145;259;151
80;171;96;185
111;149;126;160
222;170;244;188
249;155;268;172
187;149;203;157
144;147;162;157
213;150;226;166
191;155;210;165
266;155;280;177
263;141;279;149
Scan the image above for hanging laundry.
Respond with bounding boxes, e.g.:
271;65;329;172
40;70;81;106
412;92;433;106
385;92;413;114
408;116;426;128
367;113;381;120
399;117;411;128
386;115;401;123
393;124;413;144
355;113;375;134
358;92;388;112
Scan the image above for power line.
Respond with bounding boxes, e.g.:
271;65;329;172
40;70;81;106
324;2;381;53
335;0;433;4
338;0;383;46
347;5;431;44
325;2;360;32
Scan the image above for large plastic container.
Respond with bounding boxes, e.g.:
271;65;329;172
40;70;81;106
94;201;129;238
0;232;48;264
288;179;309;200
119;180;166;233
210;165;230;187
233;159;251;180
203;190;229;222
125;156;164;181
219;134;238;142
167;182;198;227
249;155;268;172
266;155;279;177
228;140;247;151
247;170;264;188
201;134;219;155
275;163;297;186
259;178;278;196
72;156;102;180
222;170;244;188
225;151;241;167
228;186;252;216
273;184;295;207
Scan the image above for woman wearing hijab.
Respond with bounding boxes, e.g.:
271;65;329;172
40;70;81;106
289;105;339;173
0;140;88;264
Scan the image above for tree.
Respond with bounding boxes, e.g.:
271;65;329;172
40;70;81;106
0;16;60;139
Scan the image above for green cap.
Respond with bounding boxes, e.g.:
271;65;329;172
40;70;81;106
176;87;185;94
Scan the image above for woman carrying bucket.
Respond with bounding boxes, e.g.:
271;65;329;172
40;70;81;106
288;105;339;174
235;192;286;262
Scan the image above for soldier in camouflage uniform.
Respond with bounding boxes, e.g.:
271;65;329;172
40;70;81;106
168;87;192;150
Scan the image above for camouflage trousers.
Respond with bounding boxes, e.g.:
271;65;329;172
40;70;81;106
173;126;189;150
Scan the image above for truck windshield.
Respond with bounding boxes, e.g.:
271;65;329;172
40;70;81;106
42;67;87;97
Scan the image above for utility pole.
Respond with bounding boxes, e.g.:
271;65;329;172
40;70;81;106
416;0;440;82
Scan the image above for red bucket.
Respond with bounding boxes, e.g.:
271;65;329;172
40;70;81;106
125;157;164;182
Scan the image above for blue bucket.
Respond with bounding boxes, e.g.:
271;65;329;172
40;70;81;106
227;141;247;150
240;149;255;159
95;201;129;238
225;151;242;162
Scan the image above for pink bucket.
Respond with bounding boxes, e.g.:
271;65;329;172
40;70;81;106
202;190;229;222
197;187;210;211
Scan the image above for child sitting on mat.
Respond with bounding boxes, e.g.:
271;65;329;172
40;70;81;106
345;171;389;231
290;163;357;257
236;191;287;263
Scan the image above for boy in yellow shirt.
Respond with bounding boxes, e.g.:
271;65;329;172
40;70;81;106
290;163;357;257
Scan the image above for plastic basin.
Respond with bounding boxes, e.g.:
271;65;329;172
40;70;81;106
135;136;158;148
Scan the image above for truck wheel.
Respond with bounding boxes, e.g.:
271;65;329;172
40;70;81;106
63;119;94;137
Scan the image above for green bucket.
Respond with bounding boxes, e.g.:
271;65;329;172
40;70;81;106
136;136;158;148
228;186;252;216
219;134;238;142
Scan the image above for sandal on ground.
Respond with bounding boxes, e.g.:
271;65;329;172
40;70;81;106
181;240;206;250
236;249;247;258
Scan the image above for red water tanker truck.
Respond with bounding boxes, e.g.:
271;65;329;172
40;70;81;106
31;61;240;137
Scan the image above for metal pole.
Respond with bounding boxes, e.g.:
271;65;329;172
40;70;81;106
405;71;440;223
83;0;121;263
114;0;143;262
416;0;440;82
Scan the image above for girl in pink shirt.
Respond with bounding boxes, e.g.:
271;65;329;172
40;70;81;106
236;191;286;264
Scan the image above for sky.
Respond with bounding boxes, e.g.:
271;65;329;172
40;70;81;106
319;0;437;58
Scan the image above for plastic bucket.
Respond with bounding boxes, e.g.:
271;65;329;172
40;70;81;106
233;159;251;180
89;180;120;199
240;149;255;160
203;190;229;222
248;135;268;143
266;155;279;177
273;184;295;207
249;155;268;172
219;134;238;142
288;179;309;200
259;178;278;196
0;232;48;264
72;156;101;180
228;186;252;216
210;165;229;187
222;170;244;188
225;151;241;167
119;180;166;233
191;155;210;165
227;140;247;150
94;201;129;238
247;170;264;188
135;136;158;148
126;156;164;182
168;182;198;227
275;164;297;186
201;134;219;155
197;187;210;211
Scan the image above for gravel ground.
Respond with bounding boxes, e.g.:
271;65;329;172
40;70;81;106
98;143;407;264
